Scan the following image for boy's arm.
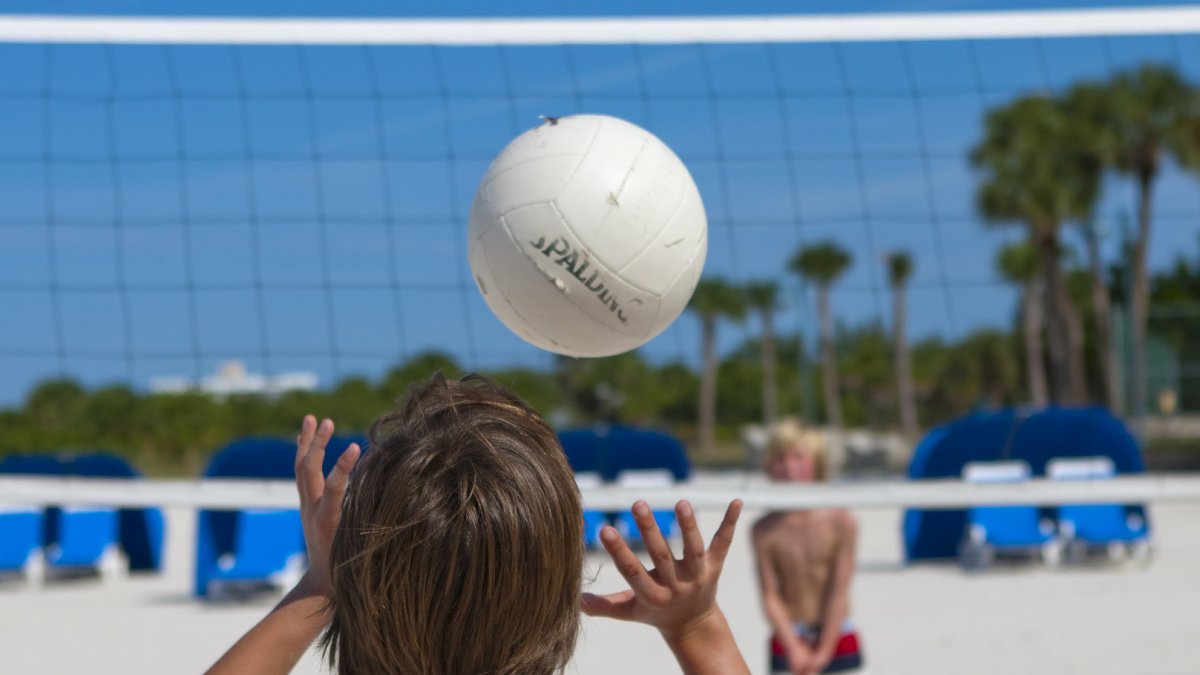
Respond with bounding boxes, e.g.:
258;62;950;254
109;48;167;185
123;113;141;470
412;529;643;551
812;511;858;671
753;524;815;672
206;416;361;675
582;499;750;675
205;578;331;675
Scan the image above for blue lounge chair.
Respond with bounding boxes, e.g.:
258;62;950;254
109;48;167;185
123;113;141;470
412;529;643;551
0;454;127;582
5;453;141;582
608;427;690;547
206;509;306;596
1048;457;1151;564
68;454;166;573
574;472;609;548
559;430;612;550
561;425;692;548
0;506;45;586
197;439;303;598
959;460;1057;570
1;457;60;582
46;505;124;582
196;436;364;598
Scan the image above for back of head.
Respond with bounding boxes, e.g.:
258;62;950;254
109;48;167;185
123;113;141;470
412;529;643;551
324;373;583;675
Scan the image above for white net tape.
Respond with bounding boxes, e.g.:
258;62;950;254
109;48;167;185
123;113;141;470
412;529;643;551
2;474;1199;510
2;8;1200;45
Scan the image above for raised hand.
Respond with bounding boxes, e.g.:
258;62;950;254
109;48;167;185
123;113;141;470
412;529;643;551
582;499;749;675
294;415;361;595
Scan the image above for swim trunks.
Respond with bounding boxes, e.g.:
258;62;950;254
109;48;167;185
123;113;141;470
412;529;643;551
769;619;864;673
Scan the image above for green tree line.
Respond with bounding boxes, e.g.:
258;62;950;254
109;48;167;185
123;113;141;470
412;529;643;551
5;232;1200;475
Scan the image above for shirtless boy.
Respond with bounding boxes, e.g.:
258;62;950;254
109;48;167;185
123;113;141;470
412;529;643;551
753;420;864;675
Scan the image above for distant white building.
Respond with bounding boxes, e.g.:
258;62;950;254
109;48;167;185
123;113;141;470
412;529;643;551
148;376;192;395
149;360;318;398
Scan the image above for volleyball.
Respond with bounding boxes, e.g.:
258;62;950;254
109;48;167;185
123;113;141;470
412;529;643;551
468;114;707;358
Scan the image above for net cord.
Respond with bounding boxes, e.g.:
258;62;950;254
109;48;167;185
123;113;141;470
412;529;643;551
2;474;1198;510
2;8;1200;45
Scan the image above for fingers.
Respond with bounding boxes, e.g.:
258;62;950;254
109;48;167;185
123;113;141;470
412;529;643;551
632;501;675;583
301;417;336;499
580;590;636;620
599;526;657;599
294;415;317;502
676;500;706;575
707;499;744;567
324;443;361;505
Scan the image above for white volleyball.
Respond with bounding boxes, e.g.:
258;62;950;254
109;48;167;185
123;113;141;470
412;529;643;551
468;114;707;357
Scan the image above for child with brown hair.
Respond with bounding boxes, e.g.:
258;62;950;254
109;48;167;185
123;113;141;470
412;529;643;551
753;419;864;674
207;373;748;674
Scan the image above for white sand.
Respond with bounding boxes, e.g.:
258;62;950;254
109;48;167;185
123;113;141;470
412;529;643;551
4;482;1198;674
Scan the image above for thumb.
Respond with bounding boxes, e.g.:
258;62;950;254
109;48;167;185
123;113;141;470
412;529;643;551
581;590;636;620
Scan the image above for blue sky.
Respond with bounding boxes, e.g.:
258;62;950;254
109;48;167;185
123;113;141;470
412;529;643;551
2;1;1200;405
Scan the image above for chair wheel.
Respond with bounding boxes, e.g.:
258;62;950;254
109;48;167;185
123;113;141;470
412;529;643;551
1106;542;1125;563
959;539;993;571
99;545;128;585
1042;539;1063;568
24;548;45;589
1067;540;1089;564
1130;540;1153;568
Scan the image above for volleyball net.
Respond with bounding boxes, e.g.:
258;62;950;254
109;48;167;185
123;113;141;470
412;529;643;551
3;8;1200;392
2;7;1200;509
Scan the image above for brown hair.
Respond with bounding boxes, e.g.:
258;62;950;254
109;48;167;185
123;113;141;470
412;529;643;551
322;373;583;674
763;418;828;482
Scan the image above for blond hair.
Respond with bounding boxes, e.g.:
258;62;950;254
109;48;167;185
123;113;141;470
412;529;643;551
322;373;583;674
763;418;828;481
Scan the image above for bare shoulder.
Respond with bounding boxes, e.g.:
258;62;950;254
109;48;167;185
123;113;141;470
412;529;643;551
753;511;804;547
752;512;783;541
827;508;858;535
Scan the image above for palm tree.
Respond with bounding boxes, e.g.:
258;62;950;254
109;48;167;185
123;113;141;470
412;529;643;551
996;241;1049;408
972;95;1098;405
789;241;852;428
687;278;746;456
1079;220;1121;412
1066;67;1200;417
886;251;918;437
744;281;781;425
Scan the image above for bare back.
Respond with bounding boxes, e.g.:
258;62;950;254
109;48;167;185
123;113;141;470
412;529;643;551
753;509;851;626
